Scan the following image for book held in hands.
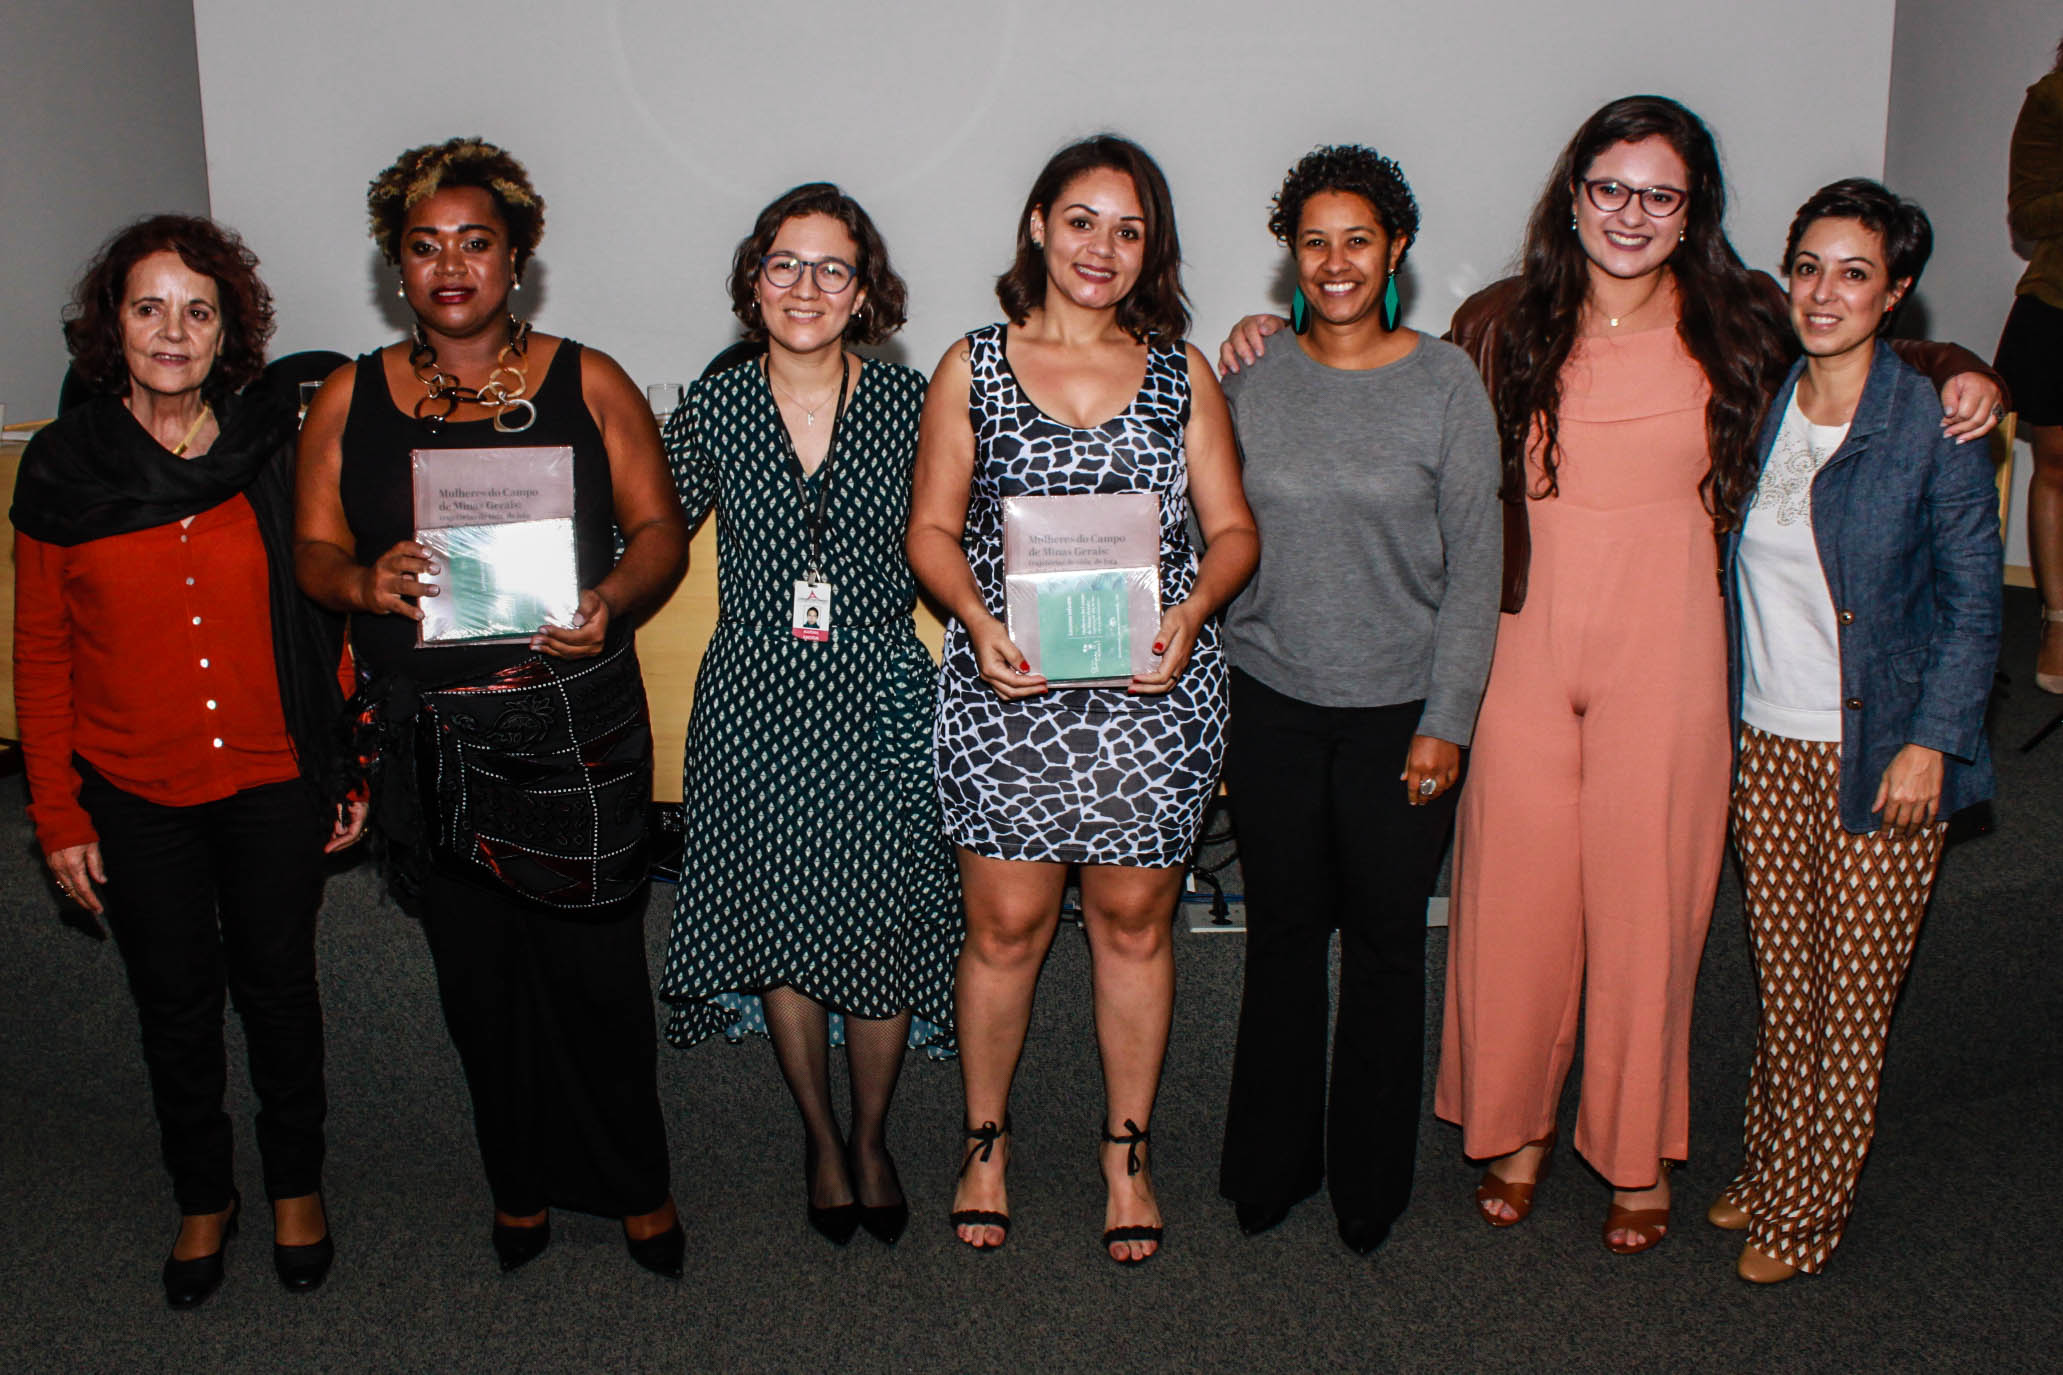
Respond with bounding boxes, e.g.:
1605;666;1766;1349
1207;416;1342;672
1001;492;1162;687
412;446;580;646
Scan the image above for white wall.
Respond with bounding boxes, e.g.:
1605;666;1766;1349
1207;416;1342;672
190;0;1898;395
0;1;211;420
1886;0;2060;576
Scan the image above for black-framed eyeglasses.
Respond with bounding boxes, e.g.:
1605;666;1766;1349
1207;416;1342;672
759;254;858;293
1582;179;1689;218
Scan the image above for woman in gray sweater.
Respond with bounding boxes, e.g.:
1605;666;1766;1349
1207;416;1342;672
1216;145;1502;1255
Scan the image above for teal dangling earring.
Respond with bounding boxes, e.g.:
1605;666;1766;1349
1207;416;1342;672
1291;285;1309;334
1382;274;1401;331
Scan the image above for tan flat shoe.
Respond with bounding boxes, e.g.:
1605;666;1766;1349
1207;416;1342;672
1737;1242;1800;1284
1707;1196;1751;1231
1474;1130;1555;1228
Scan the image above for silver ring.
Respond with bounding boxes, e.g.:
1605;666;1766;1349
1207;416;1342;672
1418;777;1438;797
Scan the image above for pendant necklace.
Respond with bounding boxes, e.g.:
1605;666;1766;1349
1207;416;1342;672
767;367;840;427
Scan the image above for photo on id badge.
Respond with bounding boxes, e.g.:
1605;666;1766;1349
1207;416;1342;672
792;579;832;642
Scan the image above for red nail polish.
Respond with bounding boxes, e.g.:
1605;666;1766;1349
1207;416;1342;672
1152;642;1165;654
1019;661;1031;673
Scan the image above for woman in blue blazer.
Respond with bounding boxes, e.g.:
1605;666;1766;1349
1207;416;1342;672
1714;180;2002;1284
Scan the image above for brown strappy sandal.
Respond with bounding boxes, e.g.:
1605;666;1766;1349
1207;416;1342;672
1474;1130;1556;1228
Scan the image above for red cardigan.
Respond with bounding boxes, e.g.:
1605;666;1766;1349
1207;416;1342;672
14;493;305;852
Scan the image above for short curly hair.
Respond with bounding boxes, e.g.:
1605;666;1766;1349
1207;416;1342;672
1267;145;1420;270
366;137;546;275
62;214;275;399
727;182;909;346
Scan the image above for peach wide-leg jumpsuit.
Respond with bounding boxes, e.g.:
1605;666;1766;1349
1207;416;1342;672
1434;327;1729;1188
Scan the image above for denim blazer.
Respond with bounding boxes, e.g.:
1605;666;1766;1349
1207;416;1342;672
1723;342;2002;834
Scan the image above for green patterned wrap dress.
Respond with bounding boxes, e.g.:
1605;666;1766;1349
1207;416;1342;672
657;357;961;1056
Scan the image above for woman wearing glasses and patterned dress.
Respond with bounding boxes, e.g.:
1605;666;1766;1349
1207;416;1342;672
294;138;689;1277
1222;96;2000;1253
657;184;961;1249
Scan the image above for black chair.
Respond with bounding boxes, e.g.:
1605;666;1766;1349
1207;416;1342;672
56;365;95;416
701;339;765;380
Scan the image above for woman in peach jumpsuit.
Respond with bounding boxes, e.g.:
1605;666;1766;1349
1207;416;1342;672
1433;96;2002;1253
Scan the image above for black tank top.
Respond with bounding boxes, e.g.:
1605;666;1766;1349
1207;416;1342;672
338;339;618;682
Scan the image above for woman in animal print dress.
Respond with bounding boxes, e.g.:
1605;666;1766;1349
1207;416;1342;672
907;134;1257;1264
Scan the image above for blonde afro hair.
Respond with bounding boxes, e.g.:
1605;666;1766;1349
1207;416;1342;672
367;137;546;273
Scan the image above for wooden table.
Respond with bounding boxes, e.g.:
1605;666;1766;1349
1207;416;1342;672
0;437;946;801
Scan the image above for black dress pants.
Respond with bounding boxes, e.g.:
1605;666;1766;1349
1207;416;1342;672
1218;671;1460;1226
419;872;671;1219
79;762;329;1215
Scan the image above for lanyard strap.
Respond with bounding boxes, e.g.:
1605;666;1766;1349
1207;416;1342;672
767;353;852;581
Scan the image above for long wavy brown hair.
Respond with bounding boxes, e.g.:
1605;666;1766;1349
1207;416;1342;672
1492;96;1790;529
995;134;1190;343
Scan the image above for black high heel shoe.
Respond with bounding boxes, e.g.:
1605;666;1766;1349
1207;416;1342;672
491;1214;551;1273
851;1147;909;1247
805;1138;859;1246
948;1118;1011;1249
1234;1199;1292;1237
1100;1119;1163;1266
163;1192;240;1309
271;1194;334;1293
623;1218;685;1279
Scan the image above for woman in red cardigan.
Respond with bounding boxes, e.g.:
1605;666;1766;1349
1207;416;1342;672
11;215;363;1308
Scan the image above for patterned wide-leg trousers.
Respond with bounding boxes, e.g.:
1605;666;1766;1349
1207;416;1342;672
1722;726;1945;1273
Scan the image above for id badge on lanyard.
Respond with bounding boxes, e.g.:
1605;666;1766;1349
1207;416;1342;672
792;578;832;642
777;354;850;644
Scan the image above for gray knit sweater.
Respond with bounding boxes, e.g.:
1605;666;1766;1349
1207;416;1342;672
1220;332;1501;744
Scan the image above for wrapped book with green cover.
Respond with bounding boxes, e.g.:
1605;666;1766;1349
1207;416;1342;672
1001;492;1161;687
412;446;580;646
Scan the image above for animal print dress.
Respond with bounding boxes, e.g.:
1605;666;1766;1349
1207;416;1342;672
933;323;1228;867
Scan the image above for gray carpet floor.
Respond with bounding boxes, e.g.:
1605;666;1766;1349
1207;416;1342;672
2;590;2057;1374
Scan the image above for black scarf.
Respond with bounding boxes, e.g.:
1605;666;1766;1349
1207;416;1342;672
11;387;353;803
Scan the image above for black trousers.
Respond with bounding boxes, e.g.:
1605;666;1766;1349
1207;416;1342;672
79;762;329;1214
1218;671;1460;1225
419;872;671;1219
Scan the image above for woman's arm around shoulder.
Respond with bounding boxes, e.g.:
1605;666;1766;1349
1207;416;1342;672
1752;271;2008;440
1442;277;1523;385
